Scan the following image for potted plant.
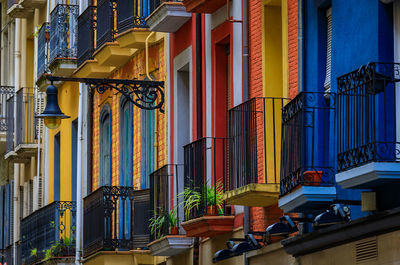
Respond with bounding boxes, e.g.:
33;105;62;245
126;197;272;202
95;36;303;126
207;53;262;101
168;209;179;235
206;182;224;215
179;187;201;218
149;208;167;240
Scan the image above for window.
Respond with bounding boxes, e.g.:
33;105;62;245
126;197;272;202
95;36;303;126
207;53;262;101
99;106;112;186
140;108;155;189
324;7;332;91
119;99;132;187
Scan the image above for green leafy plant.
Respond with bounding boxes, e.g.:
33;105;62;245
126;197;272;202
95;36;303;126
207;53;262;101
30;248;37;257
41;237;74;262
178;187;201;217
206;181;224;214
168;208;178;228
149;208;166;239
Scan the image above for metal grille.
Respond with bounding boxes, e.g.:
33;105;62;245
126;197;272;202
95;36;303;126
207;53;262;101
280;92;335;196
97;0;116;49
16;88;36;147
77;6;96;66
183;137;228;220
49;4;79;63
116;0;151;33
337;62;400;172
6;95;15;154
227;97;289;191
20;201;76;265
83;186;151;257
0;86;14;132
149;164;184;240
355;238;378;263
37;23;50;78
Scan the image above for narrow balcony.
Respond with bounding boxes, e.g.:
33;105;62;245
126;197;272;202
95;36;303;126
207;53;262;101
278;92;336;213
182;0;226;14
115;0;162;49
148;164;193;257
336;62;400;189
5;94;15;158
83;186;151;258
181;137;234;238
36;23;50;90
145;0;191;33
92;0;137;68
20;201;76;265
224;97;289;207
48;3;79;77
0;86;15;136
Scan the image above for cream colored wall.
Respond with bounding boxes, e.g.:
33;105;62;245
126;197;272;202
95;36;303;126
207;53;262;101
248;242;296;265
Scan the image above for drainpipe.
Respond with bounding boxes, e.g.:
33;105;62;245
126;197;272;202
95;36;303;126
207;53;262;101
75;83;83;265
298;0;303;92
13;18;21;265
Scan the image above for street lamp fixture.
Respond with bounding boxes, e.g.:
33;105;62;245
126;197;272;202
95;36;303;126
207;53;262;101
37;76;165;129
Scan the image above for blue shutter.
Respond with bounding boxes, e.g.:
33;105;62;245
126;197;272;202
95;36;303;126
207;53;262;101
4;184;9;247
0;186;4;250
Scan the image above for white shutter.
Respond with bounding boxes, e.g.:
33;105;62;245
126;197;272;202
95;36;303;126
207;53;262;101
38;176;43;208
23;182;28;218
33;176;38;211
29;179;33;214
35;90;46;139
324;8;332;91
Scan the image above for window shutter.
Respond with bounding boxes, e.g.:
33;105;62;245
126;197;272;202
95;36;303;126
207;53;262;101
10;181;14;244
23;182;28;218
35;90;46;139
4;184;9;246
19;186;24;220
38;176;43;208
324;8;332;91
0;186;4;250
29;179;33;214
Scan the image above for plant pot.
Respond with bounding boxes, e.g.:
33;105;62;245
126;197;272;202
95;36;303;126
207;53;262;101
207;206;215;215
170;226;179;235
303;171;323;186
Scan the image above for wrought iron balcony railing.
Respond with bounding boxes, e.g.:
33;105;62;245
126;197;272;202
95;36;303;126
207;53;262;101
0;86;15;132
16;88;37;147
6;95;14;154
77;6;96;67
183;137;230;220
96;0;116;49
83;186;151;257
49;4;79;64
37;23;50;78
20;201;76;265
117;0;155;34
150;164;184;240
337;62;400;172
226;97;290;190
280;92;335;196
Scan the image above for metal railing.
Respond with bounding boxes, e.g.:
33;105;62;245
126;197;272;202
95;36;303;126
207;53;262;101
37;23;50;78
149;164;184;240
96;0;116;49
337;62;400;172
227;97;290;191
6;95;14;154
280;92;335;196
83;186;151;257
183;137;230;221
16;88;37;147
117;0;154;34
0;86;15;132
20;201;76;265
77;6;96;66
49;4;79;63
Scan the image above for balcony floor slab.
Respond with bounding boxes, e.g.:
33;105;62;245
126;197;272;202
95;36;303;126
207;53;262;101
148;235;193;257
115;29;164;49
336;162;400;189
73;60;115;78
146;2;192;33
278;186;336;213
223;183;280;207
93;43;137;67
49;58;77;77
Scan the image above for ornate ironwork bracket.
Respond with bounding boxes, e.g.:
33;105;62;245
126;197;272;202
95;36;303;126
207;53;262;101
47;76;165;112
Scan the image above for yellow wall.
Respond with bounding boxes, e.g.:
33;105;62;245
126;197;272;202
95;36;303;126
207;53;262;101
47;82;79;202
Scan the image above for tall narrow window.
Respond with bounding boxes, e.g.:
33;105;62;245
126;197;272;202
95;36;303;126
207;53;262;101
141;109;155;189
100;107;112;186
324;8;332;91
120;99;132;187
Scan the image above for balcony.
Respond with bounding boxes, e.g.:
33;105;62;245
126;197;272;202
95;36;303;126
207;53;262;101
20;201;76;265
92;0;138;68
336;62;400;189
5;95;14;157
0;86;15;135
182;0;226;13
83;186;151;258
115;0;163;49
19;0;46;8
148;164;193;256
224;97;289;207
181;137;234;238
36;23;50;90
278;92;336;213
145;0;191;33
7;0;34;18
48;4;79;77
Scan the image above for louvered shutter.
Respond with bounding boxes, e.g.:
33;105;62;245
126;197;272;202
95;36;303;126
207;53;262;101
38;176;43;208
10;181;14;244
33;176;38;211
35;90;46;139
23;182;28;218
324;8;332;91
29;179;33;214
19;186;24;220
0;186;4;250
4;184;9;247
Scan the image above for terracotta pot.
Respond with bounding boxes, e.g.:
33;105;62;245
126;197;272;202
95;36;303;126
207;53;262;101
303;171;323;186
207;206;214;215
170;226;179;235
